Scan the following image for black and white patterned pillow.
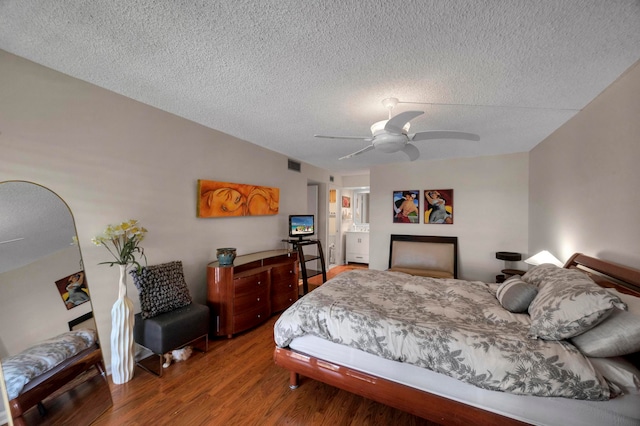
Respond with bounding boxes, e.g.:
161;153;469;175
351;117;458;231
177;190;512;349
130;261;192;319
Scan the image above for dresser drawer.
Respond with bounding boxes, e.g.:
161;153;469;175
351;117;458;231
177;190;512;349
271;275;297;294
271;263;296;286
234;286;269;312
271;291;297;313
233;304;270;333
234;270;269;296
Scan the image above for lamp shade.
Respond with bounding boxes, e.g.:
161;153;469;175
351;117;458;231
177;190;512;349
524;250;563;267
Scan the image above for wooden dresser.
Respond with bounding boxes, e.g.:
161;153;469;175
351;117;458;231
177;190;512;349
207;250;299;338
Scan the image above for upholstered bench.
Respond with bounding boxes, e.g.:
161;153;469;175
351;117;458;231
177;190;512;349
130;261;210;377
134;303;209;376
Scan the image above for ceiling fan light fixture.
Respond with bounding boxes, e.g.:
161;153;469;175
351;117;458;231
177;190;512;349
370;119;410;135
381;97;399;110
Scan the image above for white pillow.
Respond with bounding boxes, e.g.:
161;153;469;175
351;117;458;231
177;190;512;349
588;357;640;394
571;288;640;357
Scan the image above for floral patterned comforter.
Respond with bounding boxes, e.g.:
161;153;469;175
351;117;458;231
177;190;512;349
2;329;96;400
274;269;612;400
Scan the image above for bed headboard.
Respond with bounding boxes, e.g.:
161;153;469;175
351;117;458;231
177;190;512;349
388;235;458;279
564;253;640;296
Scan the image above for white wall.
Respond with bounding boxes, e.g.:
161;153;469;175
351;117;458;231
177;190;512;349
0;247;91;357
529;60;640;269
370;152;529;282
0;50;331;371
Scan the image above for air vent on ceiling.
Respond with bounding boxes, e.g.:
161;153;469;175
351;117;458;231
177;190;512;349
288;159;301;172
330;175;334;182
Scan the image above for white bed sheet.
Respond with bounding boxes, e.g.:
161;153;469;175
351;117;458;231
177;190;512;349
289;335;640;426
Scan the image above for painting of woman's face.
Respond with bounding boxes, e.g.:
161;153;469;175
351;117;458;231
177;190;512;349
197;180;279;218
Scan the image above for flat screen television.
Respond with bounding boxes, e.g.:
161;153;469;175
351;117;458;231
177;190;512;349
289;214;315;240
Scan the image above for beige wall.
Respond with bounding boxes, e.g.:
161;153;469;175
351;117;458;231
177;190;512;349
0;247;91;357
0;50;330;373
529;61;640;269
369;152;530;282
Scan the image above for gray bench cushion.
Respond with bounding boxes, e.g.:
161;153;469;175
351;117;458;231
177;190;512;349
134;303;209;354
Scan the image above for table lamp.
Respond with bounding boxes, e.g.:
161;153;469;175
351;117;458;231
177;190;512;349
524;250;563;267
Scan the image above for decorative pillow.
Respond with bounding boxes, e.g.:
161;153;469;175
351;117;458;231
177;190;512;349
130;261;192;319
527;268;626;340
588;357;640;394
571;289;640;357
496;276;538;313
521;263;561;288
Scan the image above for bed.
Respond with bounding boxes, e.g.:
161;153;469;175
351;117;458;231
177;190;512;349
273;253;640;425
2;329;106;425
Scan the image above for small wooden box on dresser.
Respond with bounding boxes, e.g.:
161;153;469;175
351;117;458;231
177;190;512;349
207;250;299;338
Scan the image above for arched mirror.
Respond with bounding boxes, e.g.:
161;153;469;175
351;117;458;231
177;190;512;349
0;181;112;426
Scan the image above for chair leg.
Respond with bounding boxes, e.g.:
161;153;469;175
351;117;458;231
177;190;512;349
136;352;163;377
136;334;208;378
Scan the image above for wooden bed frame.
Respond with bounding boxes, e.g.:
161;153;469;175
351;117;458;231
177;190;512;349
273;253;640;425
8;344;106;426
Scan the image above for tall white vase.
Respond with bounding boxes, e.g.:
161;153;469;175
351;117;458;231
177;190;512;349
111;264;135;384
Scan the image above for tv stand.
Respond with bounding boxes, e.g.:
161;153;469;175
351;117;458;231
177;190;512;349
283;239;327;294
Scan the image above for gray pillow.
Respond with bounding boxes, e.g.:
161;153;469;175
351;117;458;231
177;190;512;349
130;261;192;319
527;268;626;340
496;276;538;313
571;289;640;357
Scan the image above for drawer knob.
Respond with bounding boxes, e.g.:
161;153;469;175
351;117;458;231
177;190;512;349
257;281;261;285
288;284;292;288
257;297;260;302
257;314;261;318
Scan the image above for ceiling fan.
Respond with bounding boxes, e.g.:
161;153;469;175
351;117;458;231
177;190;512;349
314;98;480;161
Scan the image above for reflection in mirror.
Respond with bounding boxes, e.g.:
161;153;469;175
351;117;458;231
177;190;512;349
354;191;370;225
0;181;112;426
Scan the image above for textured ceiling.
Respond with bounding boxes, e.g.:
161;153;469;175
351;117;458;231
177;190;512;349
0;1;639;173
0;182;78;274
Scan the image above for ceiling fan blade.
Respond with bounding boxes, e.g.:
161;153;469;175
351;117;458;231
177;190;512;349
410;131;480;142
314;134;372;141
0;237;25;245
385;111;424;134
339;144;375;160
401;144;420;161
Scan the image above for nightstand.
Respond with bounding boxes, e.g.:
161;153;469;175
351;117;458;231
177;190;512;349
495;252;524;283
